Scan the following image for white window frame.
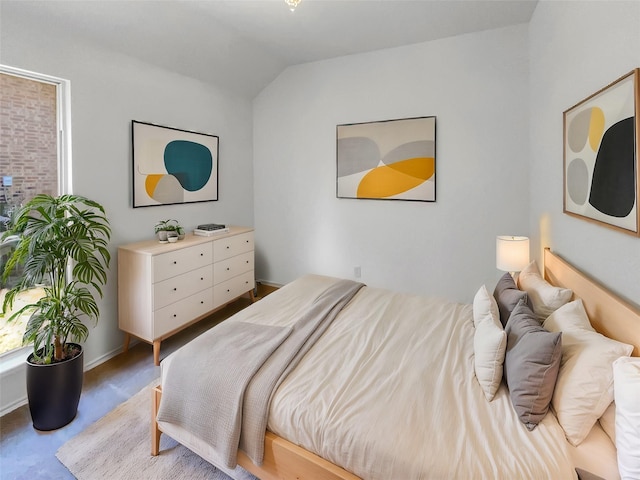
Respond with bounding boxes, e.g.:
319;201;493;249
0;65;72;375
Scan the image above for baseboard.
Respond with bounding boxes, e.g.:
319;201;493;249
257;279;284;288
0;342;134;417
83;343;129;371
0;395;27;417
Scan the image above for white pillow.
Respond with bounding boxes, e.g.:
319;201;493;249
543;300;633;446
518;260;573;320
472;285;507;402
613;356;640;480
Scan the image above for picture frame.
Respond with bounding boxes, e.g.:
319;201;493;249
132;120;219;208
336;116;436;201
563;68;640;236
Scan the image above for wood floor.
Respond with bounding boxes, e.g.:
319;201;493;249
0;284;277;479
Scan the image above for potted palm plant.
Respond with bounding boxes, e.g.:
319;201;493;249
1;194;111;430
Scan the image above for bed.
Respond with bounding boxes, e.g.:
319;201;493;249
151;248;640;480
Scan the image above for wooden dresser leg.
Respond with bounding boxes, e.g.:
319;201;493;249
123;333;131;353
249;288;256;303
152;386;162;456
153;340;161;366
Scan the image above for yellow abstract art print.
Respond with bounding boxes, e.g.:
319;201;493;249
337;116;436;202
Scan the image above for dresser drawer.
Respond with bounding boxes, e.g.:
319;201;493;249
213;270;255;309
153;288;214;338
213;251;254;285
153;244;213;282
153;265;213;310
213;232;254;262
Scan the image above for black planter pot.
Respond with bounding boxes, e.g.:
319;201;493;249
26;343;84;431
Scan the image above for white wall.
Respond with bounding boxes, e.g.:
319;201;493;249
0;13;254;413
253;24;530;302
529;0;640;306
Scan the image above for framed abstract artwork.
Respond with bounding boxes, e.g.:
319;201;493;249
132;121;219;208
563;69;640;236
336;116;436;201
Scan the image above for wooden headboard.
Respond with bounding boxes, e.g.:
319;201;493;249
543;248;640;356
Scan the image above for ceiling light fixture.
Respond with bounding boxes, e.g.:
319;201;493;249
284;0;301;12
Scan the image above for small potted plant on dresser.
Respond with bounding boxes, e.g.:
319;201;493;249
154;219;176;243
155;219;184;243
1;194;111;430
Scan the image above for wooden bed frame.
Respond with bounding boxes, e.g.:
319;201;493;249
543;248;640;356
151;249;640;479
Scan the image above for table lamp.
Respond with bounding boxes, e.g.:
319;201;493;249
496;236;530;277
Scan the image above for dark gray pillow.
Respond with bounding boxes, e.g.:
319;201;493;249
493;272;530;327
504;300;562;431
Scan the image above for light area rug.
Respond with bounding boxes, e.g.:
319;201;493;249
56;380;256;480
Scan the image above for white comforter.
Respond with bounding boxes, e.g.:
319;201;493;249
163;274;578;479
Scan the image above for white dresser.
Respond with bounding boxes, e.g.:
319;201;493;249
117;226;255;365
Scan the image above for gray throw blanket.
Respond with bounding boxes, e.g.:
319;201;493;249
157;278;364;469
156;321;292;469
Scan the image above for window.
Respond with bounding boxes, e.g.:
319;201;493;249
0;65;71;357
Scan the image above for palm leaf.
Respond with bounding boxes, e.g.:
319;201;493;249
2;194;111;362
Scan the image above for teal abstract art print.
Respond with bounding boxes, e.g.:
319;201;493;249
132;121;219;207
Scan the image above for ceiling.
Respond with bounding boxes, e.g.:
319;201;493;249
1;0;538;97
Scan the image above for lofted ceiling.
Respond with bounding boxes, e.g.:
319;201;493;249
1;0;538;97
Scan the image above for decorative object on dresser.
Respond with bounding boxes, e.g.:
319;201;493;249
154;219;182;243
194;223;229;236
131;120;219;208
336;116;436;202
118;226;255;365
563;68;640;236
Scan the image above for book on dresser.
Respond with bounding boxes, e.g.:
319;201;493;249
197;223;226;230
194;224;229;236
117;226;255;365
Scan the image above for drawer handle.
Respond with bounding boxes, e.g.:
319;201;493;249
173;314;177;318
246;260;249;264
173;261;177;265
246;240;249;243
200;253;203;256
226;246;230;249
173;288;177;291
226;267;230;271
227;289;230;293
201;301;204;304
200;277;204;281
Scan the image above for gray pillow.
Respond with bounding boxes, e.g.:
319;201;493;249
504;300;562;431
493;272;531;327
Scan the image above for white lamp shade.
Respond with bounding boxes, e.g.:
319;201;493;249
496;236;530;272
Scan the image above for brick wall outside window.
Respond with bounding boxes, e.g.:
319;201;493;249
0;73;58;208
